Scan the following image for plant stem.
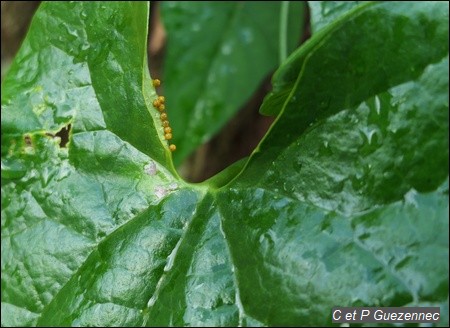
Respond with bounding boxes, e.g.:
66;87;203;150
279;1;289;64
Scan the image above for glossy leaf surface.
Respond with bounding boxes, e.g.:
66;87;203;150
1;1;448;327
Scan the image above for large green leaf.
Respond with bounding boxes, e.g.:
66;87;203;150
1;2;181;326
242;56;449;213
161;1;304;165
216;182;449;326
2;1;448;327
1;1;175;169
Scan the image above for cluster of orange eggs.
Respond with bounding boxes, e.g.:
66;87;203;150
152;79;176;152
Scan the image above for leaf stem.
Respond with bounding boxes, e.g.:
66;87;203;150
279;1;290;64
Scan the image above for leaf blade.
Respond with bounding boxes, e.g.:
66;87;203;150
161;1;304;165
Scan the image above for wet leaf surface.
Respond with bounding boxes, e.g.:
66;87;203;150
1;2;448;326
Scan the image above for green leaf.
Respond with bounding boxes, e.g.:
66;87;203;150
1;1;172;168
260;1;448;117
1;2;182;326
1;133;187;327
254;2;448;184
216;181;449;326
36;189;202;326
2;1;448;327
161;1;304;165
242;56;449;213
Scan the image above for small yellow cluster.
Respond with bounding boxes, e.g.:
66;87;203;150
152;79;176;152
